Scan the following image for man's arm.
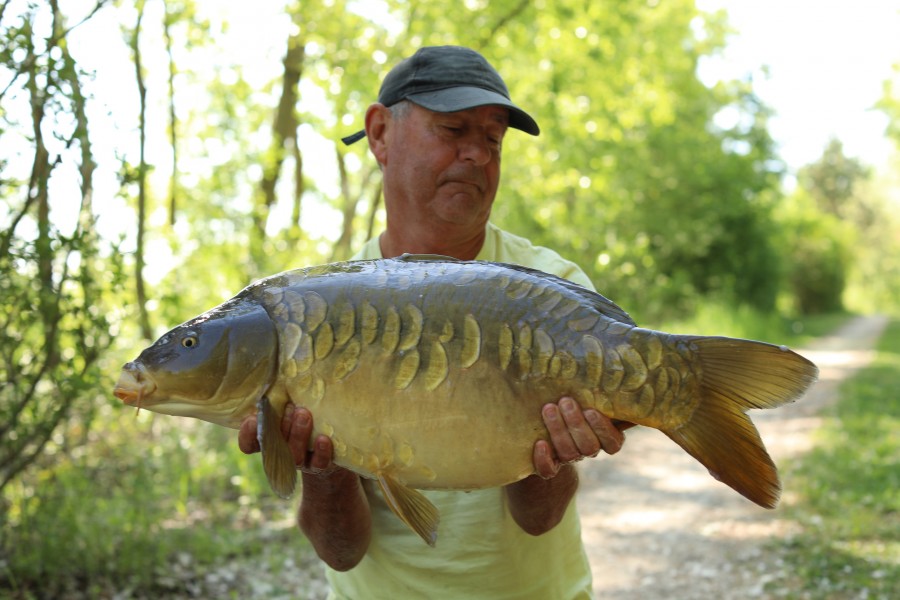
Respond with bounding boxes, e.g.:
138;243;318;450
505;397;627;536
238;405;371;571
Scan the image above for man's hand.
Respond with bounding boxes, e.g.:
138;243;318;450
532;396;628;479
238;403;338;475
506;397;630;535
238;403;371;570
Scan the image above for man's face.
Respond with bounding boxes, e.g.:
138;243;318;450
379;102;509;236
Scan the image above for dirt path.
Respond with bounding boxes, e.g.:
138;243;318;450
577;315;889;600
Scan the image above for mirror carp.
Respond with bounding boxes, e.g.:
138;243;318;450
114;255;819;546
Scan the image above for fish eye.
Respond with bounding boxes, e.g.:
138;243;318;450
181;334;198;348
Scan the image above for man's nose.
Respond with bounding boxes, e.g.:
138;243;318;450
458;136;493;165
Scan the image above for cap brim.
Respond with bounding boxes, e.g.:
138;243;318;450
341;130;367;145
407;87;540;136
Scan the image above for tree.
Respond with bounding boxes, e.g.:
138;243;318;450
125;0;154;340
0;0;121;493
878;63;900;146
782;140;876;315
798;137;872;225
250;10;305;272
416;0;788;319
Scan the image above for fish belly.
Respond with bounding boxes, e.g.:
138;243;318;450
297;353;552;490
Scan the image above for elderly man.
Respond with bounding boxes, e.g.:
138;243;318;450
239;45;627;599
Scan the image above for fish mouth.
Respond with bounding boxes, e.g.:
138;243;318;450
114;361;157;407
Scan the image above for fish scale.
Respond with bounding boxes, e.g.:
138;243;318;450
114;254;819;547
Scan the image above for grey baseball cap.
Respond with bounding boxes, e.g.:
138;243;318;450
341;45;540;145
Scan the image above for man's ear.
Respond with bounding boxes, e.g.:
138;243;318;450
365;103;391;166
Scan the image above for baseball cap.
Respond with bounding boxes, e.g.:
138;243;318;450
341;45;540;145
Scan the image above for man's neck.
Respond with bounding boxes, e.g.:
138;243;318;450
378;226;486;261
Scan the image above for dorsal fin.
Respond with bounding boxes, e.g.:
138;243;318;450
395;253;461;263
486;260;637;327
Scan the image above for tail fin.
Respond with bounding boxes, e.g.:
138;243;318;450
662;337;818;508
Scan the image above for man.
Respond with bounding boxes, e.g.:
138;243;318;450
238;45;627;599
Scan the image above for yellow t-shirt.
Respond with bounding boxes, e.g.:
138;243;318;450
324;223;595;600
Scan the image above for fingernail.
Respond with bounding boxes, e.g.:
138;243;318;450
542;403;555;417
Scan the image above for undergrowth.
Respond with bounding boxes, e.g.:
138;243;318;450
764;318;900;599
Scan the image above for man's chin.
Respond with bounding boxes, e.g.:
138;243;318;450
434;202;491;228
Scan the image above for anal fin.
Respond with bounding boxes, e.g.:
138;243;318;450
258;396;297;499
376;473;440;547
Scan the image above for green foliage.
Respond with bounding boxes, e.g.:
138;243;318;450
0;1;126;493
843;173;900;316
464;0;788;320
878;64;900;146
655;300;807;344
1;405;300;596
799;138;871;220
777;190;854;314
764;319;900;598
781;137;900;317
0;232;122;487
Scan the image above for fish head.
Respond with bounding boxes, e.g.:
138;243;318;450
114;298;277;428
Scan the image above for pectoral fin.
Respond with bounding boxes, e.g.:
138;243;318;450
376;473;440;547
258;396;296;499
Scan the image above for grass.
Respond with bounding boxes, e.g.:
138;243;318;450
0;410;312;598
763;318;900;599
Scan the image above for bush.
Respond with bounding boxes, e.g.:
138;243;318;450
778;190;853;314
0;405;298;597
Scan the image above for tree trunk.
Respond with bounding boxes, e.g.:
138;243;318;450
251;30;305;270
130;0;153;340
164;0;179;226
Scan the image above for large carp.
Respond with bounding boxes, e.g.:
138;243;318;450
114;255;818;545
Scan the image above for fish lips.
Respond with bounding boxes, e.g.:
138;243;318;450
114;361;157;406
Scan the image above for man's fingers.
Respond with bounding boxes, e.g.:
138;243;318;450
287;406;314;466
585;409;625;455
238;404;341;476
543;398;603;463
281;402;296;439
303;435;337;475
532;439;561;479
238;415;260;454
559;397;602;458
540;398;628;473
541;402;579;463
